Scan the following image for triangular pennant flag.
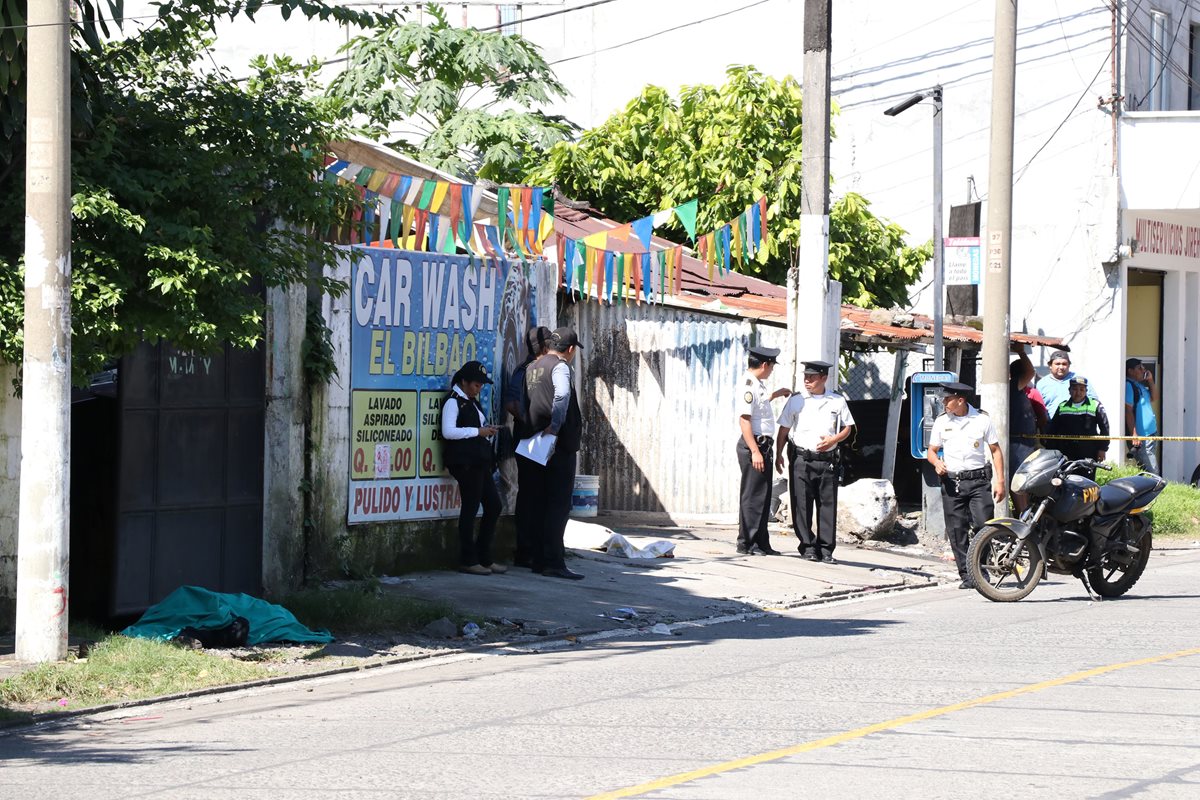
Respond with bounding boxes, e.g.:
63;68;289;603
603;251;614;304
607;224;632;243
340;164;364;183
366;170;388;193
536;212;554;255
529;188;544;253
446;184;463;238
405;178;424;207
674;246;683;294
475;223;495;258
652;208;674;227
632;251;642;304
582;230;608;249
378;173;400;200
731;216;742;267
377;200;392;247
413;209;429;251
699;235;711;282
401;205;416;249
580;243;590;299
417;180;438;212
354;167;375;188
616;252;626;304
362;194;376;245
325;159;349;175
429;181;450;215
389;201;404;247
721;225;732;274
673;199;698;240
496;187;510;249
631;216;654;250
758;197;769;244
641;252;651;302
563;238;577;293
393;175;412;203
427;214;440;253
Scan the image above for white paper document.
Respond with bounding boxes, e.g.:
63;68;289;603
516;432;557;465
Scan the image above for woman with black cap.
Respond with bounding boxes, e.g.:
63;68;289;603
441;360;505;575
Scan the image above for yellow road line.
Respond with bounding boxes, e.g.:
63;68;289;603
587;646;1200;800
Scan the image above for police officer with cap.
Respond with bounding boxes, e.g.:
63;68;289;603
775;360;855;562
736;344;791;555
926;382;1006;588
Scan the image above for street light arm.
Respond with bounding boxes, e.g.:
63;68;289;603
884;92;926;116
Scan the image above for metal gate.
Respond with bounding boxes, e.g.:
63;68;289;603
111;341;264;615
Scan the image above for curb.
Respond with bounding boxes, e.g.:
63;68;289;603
0;576;941;733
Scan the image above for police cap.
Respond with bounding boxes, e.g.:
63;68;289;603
1069;374;1088;387
802;360;833;375
748;345;780;363
940;381;973;396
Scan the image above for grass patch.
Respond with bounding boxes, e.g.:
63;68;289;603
281;583;461;635
0;635;268;712
1097;465;1200;539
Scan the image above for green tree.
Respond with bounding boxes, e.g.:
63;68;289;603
0;1;391;384
527;65;931;308
327;4;575;182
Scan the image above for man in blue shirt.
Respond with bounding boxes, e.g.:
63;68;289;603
1036;350;1094;418
1125;358;1160;475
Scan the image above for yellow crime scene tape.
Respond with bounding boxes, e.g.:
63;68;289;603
1013;433;1200;442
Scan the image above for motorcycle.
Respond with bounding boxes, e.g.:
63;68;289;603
967;449;1166;602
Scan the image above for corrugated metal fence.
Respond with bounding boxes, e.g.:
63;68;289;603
569;301;788;516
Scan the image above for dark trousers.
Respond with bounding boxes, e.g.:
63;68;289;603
527;449;577;570
736;439;773;551
513;454;540;562
448;463;501;567
940;474;991;579
789;451;839;556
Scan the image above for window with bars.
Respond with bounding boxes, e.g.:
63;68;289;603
499;4;522;35
1147;9;1170;111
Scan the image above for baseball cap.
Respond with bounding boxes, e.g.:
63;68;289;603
550;327;582;351
1125;357;1143;370
1069;374;1088;387
458;360;493;384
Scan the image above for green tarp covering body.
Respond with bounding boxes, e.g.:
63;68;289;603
122;585;334;645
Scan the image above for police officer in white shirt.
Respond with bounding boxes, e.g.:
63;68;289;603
775;360;855;563
926;382;1006;588
736;345;792;556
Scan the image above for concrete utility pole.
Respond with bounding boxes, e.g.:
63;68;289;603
17;0;73;663
982;0;1017;516
791;0;840;386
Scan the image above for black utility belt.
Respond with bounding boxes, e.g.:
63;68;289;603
790;444;838;462
754;435;774;447
947;466;990;481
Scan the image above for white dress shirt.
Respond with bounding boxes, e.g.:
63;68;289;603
929;406;998;471
778;390;855;450
738;370;776;436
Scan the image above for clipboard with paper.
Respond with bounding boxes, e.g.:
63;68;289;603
515;431;557;465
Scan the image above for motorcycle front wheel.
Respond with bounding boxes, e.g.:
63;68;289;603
968;525;1045;602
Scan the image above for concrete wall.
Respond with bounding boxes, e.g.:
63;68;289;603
262;283;308;595
1122;0;1198;113
0;364;18;620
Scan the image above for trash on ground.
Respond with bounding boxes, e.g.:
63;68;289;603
462;622;481;639
650;623;673;635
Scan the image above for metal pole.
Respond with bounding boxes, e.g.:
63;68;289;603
16;0;73;663
932;86;944;372
982;0;1017;515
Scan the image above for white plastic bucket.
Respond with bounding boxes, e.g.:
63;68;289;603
570;474;599;517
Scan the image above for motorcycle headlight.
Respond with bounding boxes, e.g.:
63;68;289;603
1011;472;1026;493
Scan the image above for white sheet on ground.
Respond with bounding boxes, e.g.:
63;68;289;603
563;519;676;559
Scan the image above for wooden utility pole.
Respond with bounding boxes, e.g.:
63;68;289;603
17;0;73;663
791;0;840;386
982;0;1018;515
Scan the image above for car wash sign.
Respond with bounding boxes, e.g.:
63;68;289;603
348;247;499;523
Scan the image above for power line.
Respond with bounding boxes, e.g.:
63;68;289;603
546;0;778;66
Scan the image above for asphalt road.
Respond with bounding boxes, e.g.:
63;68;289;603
3;550;1200;799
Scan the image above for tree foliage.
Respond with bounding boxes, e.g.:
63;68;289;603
527;65;931;308
0;0;386;384
327;4;575;182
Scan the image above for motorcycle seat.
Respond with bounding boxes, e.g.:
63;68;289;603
1097;482;1138;514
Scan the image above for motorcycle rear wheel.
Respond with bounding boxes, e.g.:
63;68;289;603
968;525;1045;602
1087;530;1152;598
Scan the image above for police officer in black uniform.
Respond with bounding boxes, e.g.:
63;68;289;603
775;360;855;563
736;345;791;555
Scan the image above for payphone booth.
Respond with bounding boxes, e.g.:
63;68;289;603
910;371;958;458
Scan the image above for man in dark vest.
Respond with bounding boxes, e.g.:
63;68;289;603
1048;375;1110;477
524;327;585;580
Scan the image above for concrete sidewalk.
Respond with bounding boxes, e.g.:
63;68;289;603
382;520;958;638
